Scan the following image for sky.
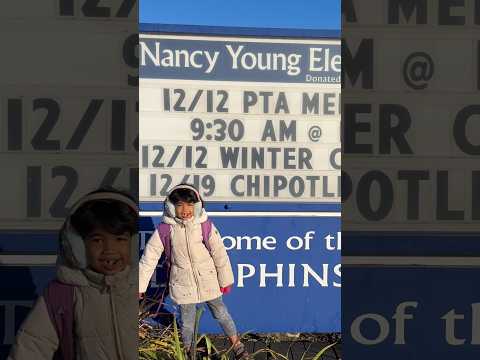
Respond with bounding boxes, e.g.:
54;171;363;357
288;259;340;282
140;0;340;30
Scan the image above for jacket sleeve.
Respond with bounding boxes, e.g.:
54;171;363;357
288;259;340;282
139;229;164;293
8;296;59;360
209;223;235;288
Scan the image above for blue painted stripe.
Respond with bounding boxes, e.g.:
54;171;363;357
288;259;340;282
343;231;480;257
0;231;58;252
4;230;478;257
140;201;341;212
140;23;340;39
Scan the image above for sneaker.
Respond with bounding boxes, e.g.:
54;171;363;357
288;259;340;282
233;342;251;360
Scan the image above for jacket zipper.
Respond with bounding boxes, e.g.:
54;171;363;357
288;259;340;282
184;224;201;302
108;287;124;360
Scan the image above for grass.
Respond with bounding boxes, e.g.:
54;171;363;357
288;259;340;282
139;296;339;360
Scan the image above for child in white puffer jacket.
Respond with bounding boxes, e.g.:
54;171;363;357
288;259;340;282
139;183;250;359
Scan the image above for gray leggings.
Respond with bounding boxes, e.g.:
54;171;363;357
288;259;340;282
179;296;237;350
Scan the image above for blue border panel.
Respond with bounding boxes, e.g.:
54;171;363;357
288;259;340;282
141;214;341;333
0;231;58;252
139;23;340;39
343;267;480;359
140;201;341;212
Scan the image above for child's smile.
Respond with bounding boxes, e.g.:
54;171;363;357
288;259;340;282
99;257;122;271
84;229;131;275
175;201;195;220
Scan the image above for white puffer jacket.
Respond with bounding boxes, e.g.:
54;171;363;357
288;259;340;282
8;266;138;360
139;208;234;305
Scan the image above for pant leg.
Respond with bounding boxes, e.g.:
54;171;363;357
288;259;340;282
179;303;197;350
206;297;238;337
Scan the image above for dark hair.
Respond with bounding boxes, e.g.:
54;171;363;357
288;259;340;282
70;187;138;238
168;187;199;205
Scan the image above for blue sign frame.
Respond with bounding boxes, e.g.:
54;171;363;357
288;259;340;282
139;23;341;333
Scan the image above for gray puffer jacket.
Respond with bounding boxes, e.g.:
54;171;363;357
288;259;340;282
8;192;139;360
139;208;234;305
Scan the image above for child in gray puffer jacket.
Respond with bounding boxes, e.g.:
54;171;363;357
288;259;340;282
8;188;139;360
139;183;250;359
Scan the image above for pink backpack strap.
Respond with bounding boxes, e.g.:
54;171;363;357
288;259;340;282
157;223;172;267
201;219;213;253
43;280;75;360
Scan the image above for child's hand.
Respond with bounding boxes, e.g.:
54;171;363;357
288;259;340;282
220;285;232;295
138;292;144;300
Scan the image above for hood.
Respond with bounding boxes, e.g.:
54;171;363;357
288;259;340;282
57;191;139;272
163;184;206;224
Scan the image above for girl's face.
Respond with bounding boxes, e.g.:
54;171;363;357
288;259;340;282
175;201;195;220
84;229;131;275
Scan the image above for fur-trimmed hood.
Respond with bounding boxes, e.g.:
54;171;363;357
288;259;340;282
162;183;206;224
56;191;139;287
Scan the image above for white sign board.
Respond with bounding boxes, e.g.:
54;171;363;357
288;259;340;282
0;1;137;229
139;34;341;203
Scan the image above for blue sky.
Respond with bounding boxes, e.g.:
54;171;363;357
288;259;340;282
140;0;340;30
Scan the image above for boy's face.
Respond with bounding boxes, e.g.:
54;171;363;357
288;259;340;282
175;201;195;220
84;229;131;275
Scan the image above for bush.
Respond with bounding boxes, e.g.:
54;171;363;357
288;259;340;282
139;297;338;360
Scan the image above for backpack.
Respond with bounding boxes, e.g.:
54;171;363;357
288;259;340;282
157;220;213;294
43;280;75;360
